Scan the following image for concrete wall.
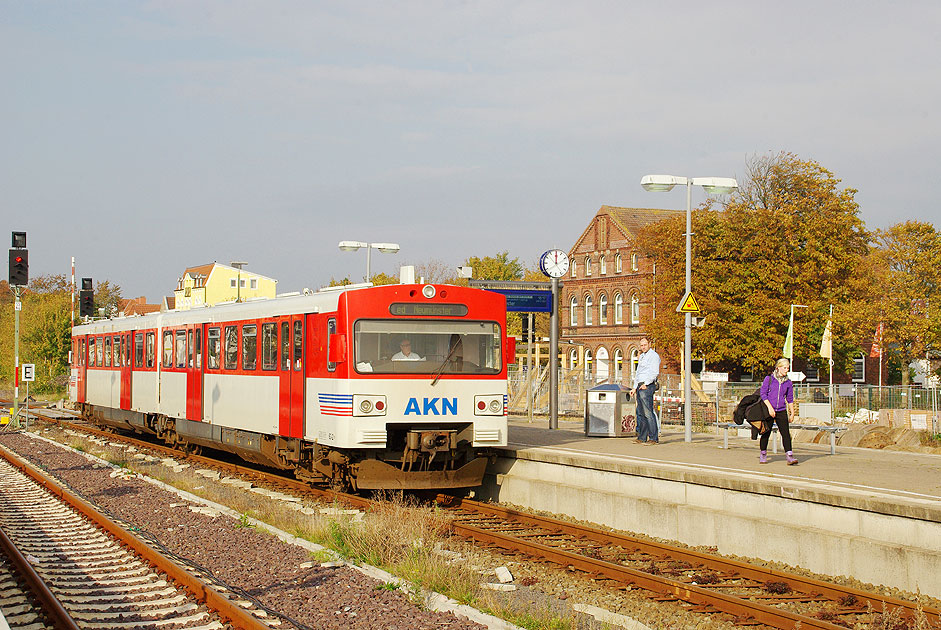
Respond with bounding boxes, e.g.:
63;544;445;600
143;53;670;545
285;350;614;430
477;455;941;599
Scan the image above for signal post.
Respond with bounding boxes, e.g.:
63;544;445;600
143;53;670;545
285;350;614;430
9;232;28;426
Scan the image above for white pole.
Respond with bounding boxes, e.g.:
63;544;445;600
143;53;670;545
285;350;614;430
683;180;693;443
829;305;833;404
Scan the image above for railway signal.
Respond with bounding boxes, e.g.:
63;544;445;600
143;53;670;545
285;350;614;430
8;231;28;287
79;277;94;318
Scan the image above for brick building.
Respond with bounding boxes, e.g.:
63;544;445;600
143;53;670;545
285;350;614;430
562;205;681;385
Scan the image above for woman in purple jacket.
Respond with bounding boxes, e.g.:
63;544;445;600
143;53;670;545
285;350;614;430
759;358;798;465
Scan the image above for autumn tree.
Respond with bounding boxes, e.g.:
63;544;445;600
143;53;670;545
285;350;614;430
870;221;941;384
637;152;871;376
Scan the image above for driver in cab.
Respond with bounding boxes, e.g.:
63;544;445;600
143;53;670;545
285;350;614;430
392;339;425;361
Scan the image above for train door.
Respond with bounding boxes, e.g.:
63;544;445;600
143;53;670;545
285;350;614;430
186;324;204;421
120;332;132;410
278;315;305;438
76;336;88;404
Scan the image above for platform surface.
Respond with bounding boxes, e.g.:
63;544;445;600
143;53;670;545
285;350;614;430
502;416;941;521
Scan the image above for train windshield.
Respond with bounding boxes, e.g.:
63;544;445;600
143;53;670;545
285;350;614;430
353;320;502;375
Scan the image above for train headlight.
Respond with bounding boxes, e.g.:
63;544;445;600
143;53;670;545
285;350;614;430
353;395;387;417
422;285;436;299
489;399;502;413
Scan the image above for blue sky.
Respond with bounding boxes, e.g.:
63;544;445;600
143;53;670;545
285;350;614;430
3;1;939;301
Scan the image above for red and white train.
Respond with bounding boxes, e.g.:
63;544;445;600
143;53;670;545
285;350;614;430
70;283;512;490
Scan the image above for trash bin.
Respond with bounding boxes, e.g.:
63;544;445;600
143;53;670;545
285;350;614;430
585;383;634;437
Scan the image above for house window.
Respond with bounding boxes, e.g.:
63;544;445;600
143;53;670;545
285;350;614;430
599;294;608;325
585;257;592;276
585;295;593;326
630;348;639;377
615;253;622;273
571;260;577;278
569;349;578;368
600;255;607;275
805;363;819;382
230;278;237;288
570;296;578;327
614;293;623;324
631;293;640;324
251;278;258;290
852;352;865;382
631;252;639;271
240;279;246;288
584;349;593;380
614;349;624;382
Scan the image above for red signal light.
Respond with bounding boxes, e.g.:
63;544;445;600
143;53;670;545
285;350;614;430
14;256;23;263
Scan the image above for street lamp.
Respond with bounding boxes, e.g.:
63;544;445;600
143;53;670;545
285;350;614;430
230;261;247;302
641;174;738;443
338;241;401;281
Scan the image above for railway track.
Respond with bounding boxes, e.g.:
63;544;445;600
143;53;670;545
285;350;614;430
21;406;941;630
0;438;275;630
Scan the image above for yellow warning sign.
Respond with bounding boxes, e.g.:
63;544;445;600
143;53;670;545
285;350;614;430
677;291;701;313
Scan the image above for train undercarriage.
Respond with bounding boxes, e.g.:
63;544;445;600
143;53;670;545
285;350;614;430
79;403;493;491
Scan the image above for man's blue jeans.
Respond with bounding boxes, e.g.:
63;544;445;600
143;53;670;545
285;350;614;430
635;386;658;443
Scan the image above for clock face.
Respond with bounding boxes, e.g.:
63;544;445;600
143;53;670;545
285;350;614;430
541;249;569;278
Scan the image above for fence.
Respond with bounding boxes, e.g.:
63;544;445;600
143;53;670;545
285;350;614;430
507;367;941;434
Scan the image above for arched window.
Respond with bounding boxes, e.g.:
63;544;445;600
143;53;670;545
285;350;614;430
852;352;866;382
585;256;592;276
599;294;608;325
614;348;624;382
596;347;609;382
584;295;593;326
614;293;623;324
570;296;578;327
631;293;640;324
615;253;622;273
569;349;578;368
630;348;639;378
600;255;607;275
571;259;577;278
631;252;639;271
584;349;593;380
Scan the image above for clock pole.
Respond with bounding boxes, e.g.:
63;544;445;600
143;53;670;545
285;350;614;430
549;275;560;429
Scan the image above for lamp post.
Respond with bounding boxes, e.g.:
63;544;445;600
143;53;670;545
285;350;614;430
337;241;401;281
641;174;738;443
230;261;248;302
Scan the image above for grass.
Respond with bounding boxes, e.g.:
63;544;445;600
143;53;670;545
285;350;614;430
919;432;941;448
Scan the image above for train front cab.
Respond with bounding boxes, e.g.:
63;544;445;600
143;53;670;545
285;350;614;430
314;284;512;490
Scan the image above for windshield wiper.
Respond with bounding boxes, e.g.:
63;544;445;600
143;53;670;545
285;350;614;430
431;342;462;387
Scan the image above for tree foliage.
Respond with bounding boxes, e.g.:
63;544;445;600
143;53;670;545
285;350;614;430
870;221;941;384
464;251;525;282
637;153;870;375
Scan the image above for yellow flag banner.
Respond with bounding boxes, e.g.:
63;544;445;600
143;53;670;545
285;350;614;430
870;322;884;358
782;312;794;358
819;320;832;359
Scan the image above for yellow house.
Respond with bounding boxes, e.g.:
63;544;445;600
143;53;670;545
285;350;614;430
173;263;278;310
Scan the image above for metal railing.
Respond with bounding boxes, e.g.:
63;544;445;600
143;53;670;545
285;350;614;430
507;367;941;433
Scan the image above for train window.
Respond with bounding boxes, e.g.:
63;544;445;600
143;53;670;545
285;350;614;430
135;333;144;367
224;326;238;370
207;327;221;369
80;338;86;366
115;336;122;367
352;319;502;375
176;330;186;368
104;337;112;367
325;319;335;372
192;329;200;369
96;337;103;366
125;334;132;366
163;331;173;368
281;322;290;371
88;337;95;367
242;324;257;370
294;320;304;372
146;332;155;368
262;323;277;371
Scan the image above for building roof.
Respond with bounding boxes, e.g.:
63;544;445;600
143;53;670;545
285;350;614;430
119;296;161;316
603;206;683;235
570;206;682;256
178;262;278;286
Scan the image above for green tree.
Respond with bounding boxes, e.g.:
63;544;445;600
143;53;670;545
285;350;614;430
638;152;870;375
464;251;525;282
